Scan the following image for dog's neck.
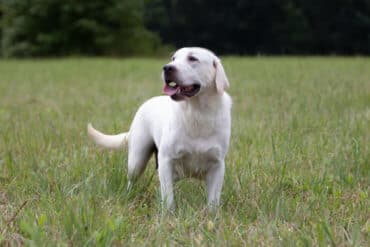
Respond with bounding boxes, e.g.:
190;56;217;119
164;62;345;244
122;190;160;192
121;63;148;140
184;92;225;113
177;92;230;137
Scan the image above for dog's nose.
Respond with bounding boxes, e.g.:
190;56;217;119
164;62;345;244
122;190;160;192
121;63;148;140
163;65;176;73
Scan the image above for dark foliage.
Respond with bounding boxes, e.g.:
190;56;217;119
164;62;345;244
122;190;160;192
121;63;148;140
0;0;369;56
145;0;370;55
1;0;160;57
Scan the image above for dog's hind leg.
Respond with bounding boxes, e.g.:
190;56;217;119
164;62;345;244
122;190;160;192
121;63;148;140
126;126;155;189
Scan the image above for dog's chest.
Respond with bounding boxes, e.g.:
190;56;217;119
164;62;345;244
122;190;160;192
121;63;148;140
171;140;221;180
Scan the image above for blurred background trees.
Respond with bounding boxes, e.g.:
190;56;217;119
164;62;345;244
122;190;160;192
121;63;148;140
1;0;369;57
0;0;161;57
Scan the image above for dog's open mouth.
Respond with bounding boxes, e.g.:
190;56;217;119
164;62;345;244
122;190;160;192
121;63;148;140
163;81;201;100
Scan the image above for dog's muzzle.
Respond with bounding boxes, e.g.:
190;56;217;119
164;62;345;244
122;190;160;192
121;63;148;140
162;65;201;101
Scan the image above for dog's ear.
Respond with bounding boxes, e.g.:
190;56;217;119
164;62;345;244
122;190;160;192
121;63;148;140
213;57;230;94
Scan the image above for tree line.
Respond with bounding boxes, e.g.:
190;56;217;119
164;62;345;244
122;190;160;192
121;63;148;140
1;0;369;57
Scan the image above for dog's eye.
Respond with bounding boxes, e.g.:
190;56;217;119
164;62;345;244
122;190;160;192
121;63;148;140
171;56;175;61
188;55;199;62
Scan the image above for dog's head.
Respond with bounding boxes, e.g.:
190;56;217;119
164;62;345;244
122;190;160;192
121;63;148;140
162;47;229;101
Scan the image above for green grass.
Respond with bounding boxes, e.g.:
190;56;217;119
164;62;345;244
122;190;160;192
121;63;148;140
0;57;369;246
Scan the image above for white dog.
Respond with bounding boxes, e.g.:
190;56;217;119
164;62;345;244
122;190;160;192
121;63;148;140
88;47;231;210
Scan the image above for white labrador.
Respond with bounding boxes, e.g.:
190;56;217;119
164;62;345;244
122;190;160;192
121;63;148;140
88;47;231;210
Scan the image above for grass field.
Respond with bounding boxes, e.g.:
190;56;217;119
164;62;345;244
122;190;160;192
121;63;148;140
0;57;369;246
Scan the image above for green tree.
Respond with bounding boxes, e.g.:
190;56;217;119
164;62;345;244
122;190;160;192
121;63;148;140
145;0;370;55
1;0;161;57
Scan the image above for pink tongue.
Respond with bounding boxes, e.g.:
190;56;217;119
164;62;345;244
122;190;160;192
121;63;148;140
163;84;180;96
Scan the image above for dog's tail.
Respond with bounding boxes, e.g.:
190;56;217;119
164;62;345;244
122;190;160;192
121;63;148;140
87;123;129;150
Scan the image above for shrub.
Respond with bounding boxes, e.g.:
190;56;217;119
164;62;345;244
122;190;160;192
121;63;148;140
1;0;161;57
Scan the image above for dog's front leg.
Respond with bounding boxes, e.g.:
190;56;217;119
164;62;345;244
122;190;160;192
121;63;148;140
158;154;175;211
206;160;225;210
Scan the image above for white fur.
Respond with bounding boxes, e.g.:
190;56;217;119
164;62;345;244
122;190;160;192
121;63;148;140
88;47;231;211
